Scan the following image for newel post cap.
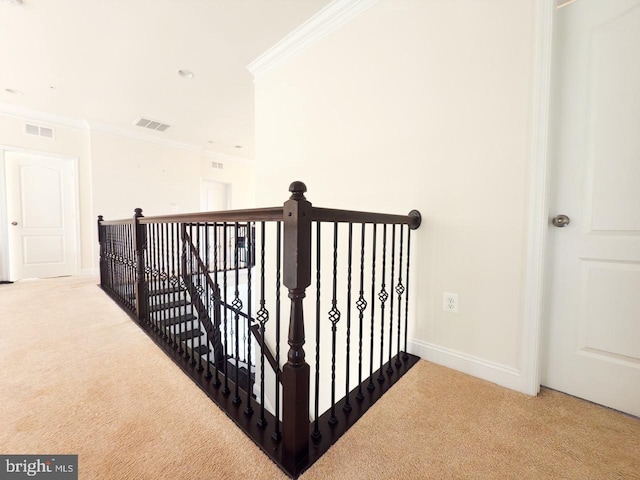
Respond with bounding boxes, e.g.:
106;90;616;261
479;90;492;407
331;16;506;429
134;208;143;218
288;181;307;200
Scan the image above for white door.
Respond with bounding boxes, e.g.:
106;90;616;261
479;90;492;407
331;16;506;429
200;180;229;212
542;0;640;416
5;152;78;280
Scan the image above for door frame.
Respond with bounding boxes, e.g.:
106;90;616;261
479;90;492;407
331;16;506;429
200;178;231;212
0;146;81;281
521;0;555;395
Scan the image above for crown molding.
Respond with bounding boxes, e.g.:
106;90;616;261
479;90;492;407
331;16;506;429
247;0;380;80
0;103;89;130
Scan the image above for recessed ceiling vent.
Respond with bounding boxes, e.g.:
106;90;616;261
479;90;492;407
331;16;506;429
211;161;224;170
25;123;54;139
134;117;170;132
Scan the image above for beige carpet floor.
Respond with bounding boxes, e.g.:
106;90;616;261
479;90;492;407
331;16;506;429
0;276;638;479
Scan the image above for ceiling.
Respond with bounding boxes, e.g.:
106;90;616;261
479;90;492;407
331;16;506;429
0;0;332;159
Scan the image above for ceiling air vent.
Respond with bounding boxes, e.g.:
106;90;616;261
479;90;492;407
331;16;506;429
134;117;170;132
211;161;224;170
25;123;55;139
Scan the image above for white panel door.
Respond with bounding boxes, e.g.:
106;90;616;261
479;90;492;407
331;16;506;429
542;0;640;416
5;152;78;280
200;180;229;212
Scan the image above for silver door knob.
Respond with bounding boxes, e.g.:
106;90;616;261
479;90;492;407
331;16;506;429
11;221;18;226
552;214;570;227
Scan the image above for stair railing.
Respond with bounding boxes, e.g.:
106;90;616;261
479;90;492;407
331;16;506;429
98;181;421;478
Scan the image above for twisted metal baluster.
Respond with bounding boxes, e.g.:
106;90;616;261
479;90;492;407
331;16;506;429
205;223;212;379
195;223;204;370
395;226;405;367
170;223;179;349
387;225;396;375
311;221;322;441
355;223;367;401
343;223;353;412
377;224;388;383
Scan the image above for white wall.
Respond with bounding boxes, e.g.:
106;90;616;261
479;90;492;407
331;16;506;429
0;112;93;276
0;111;256;278
254;0;537;392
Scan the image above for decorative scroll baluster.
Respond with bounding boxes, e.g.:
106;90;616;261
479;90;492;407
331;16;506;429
272;221;282;442
257;222;269;428
403;228;412;361
311;221;321;441
367;224;377;392
244;223;254;416
355;223;367;401
395;226;405;367
181;224;189;359
344;223;353;412
232;222;242;406
328;222;341;425
387;225;396;374
377;225;388;383
222;223;230;395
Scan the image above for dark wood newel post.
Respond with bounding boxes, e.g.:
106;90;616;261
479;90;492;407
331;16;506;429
282;181;312;466
133;208;148;322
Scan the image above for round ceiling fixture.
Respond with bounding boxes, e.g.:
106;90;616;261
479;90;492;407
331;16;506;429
4;88;23;95
178;69;195;79
234;145;243;149
207;140;215;144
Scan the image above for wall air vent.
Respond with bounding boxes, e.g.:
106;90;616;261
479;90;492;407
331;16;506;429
134;117;171;132
25;123;55;139
211;161;224;170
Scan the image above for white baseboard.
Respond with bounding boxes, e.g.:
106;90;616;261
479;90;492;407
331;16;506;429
408;338;531;394
80;268;98;276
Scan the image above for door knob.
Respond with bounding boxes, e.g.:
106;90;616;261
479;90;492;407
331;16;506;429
552;214;570;227
11;221;18;226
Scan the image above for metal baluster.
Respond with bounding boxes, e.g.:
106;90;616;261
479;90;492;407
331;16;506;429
403;228;411;361
344;223;353;412
328;222;341;425
181;224;189;359
387;225;396;374
367;224;377;392
311;222;322;441
211;222;221;386
205;223;212;379
377;224;388;383
222;223;230;395
272;222;282;442
170;223;179;349
356;223;367;401
395;226;405;367
196;223;204;371
160;222;168;341
232;222;242;405
245;223;254;415
153;224;160;332
257;222;269;428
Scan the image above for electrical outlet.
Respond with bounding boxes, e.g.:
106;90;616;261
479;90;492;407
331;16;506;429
443;292;459;313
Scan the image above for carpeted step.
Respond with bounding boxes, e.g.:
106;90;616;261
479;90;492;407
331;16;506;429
126;286;184;299
177;329;204;341
149;298;190;312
